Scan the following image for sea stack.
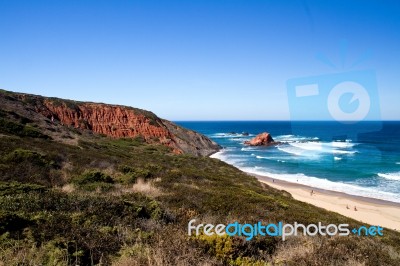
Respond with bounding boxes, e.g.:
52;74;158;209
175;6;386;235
244;132;278;146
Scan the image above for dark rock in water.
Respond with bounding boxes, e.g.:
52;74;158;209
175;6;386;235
244;132;279;146
242;132;249;136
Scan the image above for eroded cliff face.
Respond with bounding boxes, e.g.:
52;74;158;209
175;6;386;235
5;92;220;155
40;101;185;153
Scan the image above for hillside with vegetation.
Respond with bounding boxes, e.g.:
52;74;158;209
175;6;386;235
0;90;399;265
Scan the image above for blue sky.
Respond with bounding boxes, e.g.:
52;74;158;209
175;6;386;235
0;0;399;120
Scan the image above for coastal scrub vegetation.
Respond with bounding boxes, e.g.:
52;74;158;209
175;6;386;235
0;95;400;265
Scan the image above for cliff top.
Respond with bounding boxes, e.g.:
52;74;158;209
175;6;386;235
0;89;220;156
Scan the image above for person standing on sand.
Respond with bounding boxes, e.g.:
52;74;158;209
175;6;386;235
354;206;358;211
310;190;314;196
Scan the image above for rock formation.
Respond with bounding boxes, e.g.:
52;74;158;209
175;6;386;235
0;90;221;156
244;132;278;146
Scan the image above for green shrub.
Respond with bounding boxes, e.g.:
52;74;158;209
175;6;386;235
73;170;114;185
79;182;115;192
0;182;46;196
0;211;32;236
0;118;24;135
0;118;49;139
0;149;60;186
23;125;50;138
118;165;153;183
3;149;48;166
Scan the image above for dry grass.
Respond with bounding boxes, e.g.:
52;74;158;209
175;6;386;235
61;183;75;193
112;227;220;266
387;246;400;261
272;236;316;264
131;178;161;197
0;244;69;266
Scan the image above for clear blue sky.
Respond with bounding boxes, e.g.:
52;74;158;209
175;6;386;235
1;0;399;120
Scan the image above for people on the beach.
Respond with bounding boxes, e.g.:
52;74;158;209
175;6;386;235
346;205;358;211
310;190;314;196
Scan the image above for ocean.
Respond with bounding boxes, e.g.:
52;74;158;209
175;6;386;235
176;121;400;203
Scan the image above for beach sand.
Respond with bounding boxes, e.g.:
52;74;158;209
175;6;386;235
251;173;400;231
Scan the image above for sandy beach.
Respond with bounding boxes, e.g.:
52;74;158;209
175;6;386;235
251;173;400;231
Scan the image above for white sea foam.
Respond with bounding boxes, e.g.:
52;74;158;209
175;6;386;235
229;137;252;143
289;142;323;151
276;134;295;138
332;150;356;155
209;133;230;138
378;172;400;181
331;141;357;148
273;134;358;157
210;150;246;165
278;141;357;157
210;132;254;139
210;151;225;160
334;157;342;161
277;146;315;157
274;135;318;143
241;147;257;151
290;142;356;152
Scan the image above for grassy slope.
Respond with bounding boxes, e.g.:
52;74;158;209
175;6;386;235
0;105;400;265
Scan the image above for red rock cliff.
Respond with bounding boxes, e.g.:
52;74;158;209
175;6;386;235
9;93;220;156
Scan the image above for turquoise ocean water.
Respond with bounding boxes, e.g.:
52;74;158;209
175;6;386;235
177;121;400;203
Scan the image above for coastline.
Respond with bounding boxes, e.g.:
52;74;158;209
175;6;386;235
250;172;400;231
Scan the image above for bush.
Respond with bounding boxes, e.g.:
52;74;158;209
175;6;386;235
3;149;48;166
79;182;115;192
118;165;153;183
0;149;60;186
72;170;115;192
73;170;114;185
0;118;49;139
0;211;32;236
0;182;46;196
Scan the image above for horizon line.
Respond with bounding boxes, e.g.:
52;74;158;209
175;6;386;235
174;120;400;122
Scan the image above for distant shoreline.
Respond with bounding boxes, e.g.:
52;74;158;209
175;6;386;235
251;172;400;231
253;173;400;207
